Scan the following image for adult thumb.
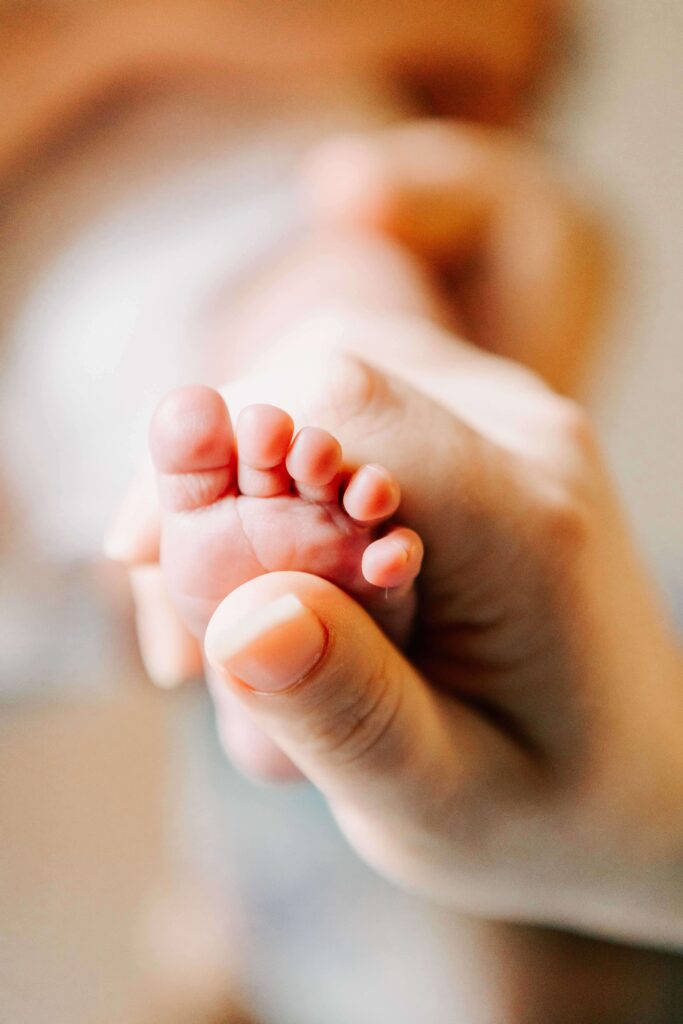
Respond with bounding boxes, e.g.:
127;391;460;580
204;571;455;815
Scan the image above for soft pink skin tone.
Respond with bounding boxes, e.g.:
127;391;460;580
149;386;423;647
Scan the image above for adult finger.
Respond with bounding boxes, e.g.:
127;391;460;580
304;120;609;393
129;565;203;689
104;463;160;566
204;572;467;820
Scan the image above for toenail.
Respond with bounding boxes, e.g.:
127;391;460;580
344;464;400;518
386;539;410;564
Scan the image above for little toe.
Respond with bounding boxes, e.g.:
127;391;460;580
236;404;295;497
150;386;235;512
342;464;400;523
286;426;342;502
362;528;424;591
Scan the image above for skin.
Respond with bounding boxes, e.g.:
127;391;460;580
304;121;610;395
149;385;422;644
193;275;683;951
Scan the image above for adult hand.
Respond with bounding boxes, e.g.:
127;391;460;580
305;118;609;395
105;192;681;946
201;320;683;948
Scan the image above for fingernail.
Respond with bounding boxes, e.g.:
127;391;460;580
205;594;327;693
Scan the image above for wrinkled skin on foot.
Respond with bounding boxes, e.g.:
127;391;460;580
149;385;422;646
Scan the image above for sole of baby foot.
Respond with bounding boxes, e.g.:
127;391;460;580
149;386;423;645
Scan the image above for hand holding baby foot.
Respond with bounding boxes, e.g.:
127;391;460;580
113;286;683;949
108;136;682;951
197;341;683;950
149;385;422;648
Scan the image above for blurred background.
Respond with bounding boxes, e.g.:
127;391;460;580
1;1;681;1021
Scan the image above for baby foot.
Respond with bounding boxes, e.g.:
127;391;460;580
150;386;423;645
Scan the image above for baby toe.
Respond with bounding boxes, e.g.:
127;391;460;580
362;528;424;590
150;386;235;511
342;464;400;523
286;426;342;502
236;404;294;497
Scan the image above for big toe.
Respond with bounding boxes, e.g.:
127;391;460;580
150;386;235;511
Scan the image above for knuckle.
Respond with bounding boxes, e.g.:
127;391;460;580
536;482;592;553
308;661;403;770
534;397;603;502
325;349;389;426
275;312;394;427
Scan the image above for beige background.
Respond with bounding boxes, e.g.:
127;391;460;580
544;0;683;597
